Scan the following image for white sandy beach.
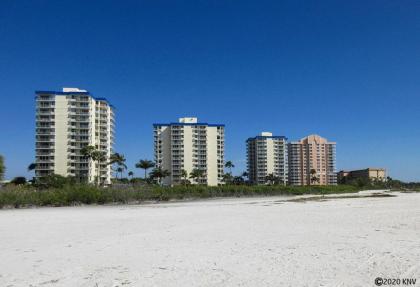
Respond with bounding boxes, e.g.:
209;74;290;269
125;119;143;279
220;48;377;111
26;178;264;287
0;191;419;287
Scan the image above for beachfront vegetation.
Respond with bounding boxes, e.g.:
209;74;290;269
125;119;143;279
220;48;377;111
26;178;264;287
338;175;419;190
2;157;418;208
0;180;359;208
2;172;420;208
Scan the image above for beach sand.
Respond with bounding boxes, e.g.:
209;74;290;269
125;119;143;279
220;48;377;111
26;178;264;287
0;191;419;286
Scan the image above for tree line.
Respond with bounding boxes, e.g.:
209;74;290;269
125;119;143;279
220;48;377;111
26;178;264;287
1;148;420;191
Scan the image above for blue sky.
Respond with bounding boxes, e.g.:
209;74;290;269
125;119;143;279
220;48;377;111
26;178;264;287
0;0;419;181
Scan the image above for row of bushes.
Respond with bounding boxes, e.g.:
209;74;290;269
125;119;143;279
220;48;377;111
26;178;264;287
0;184;359;208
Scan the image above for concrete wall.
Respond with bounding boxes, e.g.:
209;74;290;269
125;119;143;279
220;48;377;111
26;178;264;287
206;127;218;186
183;125;194;183
53;96;68;176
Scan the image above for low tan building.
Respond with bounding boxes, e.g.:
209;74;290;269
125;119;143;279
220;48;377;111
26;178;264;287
337;168;386;183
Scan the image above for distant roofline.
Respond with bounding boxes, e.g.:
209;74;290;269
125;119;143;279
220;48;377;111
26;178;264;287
288;140;336;144
153;122;225;127
35;90;115;109
247;135;287;141
339;168;386;173
35;90;90;95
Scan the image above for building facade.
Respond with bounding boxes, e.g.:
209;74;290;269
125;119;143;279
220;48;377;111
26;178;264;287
337;168;386;183
246;132;288;185
288;134;336;185
153;117;224;186
35;88;115;184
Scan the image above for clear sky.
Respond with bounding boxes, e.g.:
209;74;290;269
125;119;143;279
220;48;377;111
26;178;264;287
0;0;419;181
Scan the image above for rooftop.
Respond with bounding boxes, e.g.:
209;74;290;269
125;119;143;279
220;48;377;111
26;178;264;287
247;132;287;141
153;117;224;127
35;88;115;109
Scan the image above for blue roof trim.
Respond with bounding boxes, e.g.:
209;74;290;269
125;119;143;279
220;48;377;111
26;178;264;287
247;135;288;141
153;122;225;127
35;90;115;109
35;90;90;95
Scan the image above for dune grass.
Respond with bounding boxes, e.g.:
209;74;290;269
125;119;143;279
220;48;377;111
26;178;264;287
0;184;360;208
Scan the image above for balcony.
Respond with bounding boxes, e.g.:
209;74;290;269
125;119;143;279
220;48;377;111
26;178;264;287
36;165;54;171
36;144;54;149
36;138;55;143
36;110;55;116
36;131;55;136
36;97;55;102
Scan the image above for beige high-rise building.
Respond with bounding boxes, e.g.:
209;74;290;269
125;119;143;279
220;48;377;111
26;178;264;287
246;132;288;184
153;117;224;186
35;88;115;184
288;134;336;185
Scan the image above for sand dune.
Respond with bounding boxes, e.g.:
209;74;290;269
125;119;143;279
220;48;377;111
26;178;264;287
0;191;419;286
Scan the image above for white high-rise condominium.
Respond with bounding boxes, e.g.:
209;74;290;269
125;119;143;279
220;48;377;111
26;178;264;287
35;88;115;184
246;132;288;185
153;117;225;186
288;134;337;186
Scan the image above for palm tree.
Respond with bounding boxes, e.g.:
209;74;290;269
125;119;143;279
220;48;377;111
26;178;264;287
109;153;126;168
80;146;96;183
181;169;189;185
28;163;36;172
265;173;278;185
109;153;127;179
225;161;235;174
81;145;107;186
241;171;249;181
233;176;245;185
93;151;107;185
128;171;134;180
310;169;319;185
189;168;206;185
149;167;171;185
135;159;155;179
116;167;124;179
222;173;233;184
0;155;5;181
27;162;37;183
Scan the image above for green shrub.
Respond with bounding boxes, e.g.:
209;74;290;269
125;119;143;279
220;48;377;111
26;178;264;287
11;177;27;185
34;174;76;189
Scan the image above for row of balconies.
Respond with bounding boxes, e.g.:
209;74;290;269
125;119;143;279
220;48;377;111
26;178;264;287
68;101;89;107
36;159;55;164
36;144;54;149
69;130;90;135
171;145;184;150
69;117;90;123
192;164;207;169
69;124;90;129
36;130;55;135
36;96;55;101
36;138;55;143
37;101;55;107
67;96;90;102
36;122;55;128
36;119;55;124
36;109;55;115
172;136;184;140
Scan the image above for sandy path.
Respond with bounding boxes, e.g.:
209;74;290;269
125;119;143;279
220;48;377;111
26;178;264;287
0;192;419;287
